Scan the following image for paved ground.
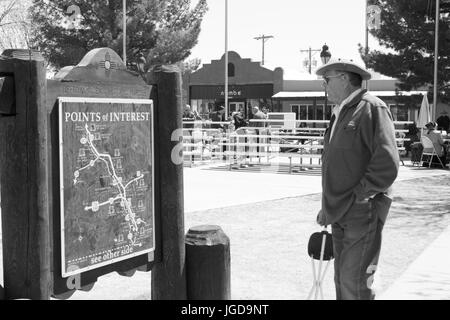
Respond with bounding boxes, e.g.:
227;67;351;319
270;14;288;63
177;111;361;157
1;160;450;299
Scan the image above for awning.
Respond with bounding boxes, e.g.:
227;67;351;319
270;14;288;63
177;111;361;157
272;91;325;98
368;91;428;96
272;90;428;99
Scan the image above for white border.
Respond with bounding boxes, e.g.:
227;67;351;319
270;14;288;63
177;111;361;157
59;97;155;278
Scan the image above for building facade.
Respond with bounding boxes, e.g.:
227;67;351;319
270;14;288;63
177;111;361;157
188;51;436;125
273;78;428;125
187;51;282;119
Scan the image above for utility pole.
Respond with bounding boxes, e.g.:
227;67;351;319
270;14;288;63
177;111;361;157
225;0;228;117
365;0;369;55
254;34;273;65
300;47;321;74
433;0;440;120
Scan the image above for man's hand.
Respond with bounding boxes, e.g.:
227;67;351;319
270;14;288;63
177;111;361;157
316;209;326;226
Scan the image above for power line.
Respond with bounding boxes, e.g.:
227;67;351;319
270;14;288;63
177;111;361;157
254;34;273;65
300;47;321;74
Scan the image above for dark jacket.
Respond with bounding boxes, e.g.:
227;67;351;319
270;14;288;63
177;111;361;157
233;113;247;130
321;90;399;225
210;111;226;129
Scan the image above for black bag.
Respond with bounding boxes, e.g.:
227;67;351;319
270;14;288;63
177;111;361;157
308;230;334;261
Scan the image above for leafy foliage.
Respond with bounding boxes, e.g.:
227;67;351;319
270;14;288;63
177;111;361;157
0;0;32;51
29;0;208;69
360;0;450;101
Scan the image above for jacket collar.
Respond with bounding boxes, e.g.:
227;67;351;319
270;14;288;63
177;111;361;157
342;89;368;110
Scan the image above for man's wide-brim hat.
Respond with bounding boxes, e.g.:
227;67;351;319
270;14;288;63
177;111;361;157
316;58;372;80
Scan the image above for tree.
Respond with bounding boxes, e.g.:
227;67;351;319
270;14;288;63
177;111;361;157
0;0;32;51
179;57;202;107
360;0;450;102
29;0;208;70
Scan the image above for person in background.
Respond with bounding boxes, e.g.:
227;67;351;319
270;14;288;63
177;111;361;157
183;104;195;129
193;109;202;120
436;114;450;132
232;110;247;130
315;59;399;300
261;106;269;115
210;105;226;130
183;104;195;120
403;122;420;157
250;106;267;128
423;121;446;166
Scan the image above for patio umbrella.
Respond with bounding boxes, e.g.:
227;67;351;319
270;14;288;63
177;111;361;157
417;94;431;134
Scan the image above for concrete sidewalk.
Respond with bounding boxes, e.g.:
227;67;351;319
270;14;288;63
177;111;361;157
184;161;450;212
379;223;450;300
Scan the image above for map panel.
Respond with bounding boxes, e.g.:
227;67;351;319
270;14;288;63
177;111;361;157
59;97;154;277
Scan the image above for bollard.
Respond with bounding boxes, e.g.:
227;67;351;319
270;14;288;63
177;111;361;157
185;225;231;300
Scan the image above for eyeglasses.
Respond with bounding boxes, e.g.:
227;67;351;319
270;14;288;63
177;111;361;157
323;73;344;84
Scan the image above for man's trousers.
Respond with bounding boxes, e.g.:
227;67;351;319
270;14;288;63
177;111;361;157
331;193;392;300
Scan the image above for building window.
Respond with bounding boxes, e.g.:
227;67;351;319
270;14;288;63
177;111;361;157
301;105;310;120
291;105;300;119
315;104;324;120
389;104;408;121
228;63;235;77
291;105;308;119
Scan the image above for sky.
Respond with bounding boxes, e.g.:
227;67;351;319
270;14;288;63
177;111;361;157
189;0;385;75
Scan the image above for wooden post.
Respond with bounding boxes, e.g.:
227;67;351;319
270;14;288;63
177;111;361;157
148;65;187;299
0;51;50;299
185;225;231;300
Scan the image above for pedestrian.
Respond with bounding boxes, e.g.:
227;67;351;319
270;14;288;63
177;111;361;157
193;109;202;120
183;104;195;129
183;104;195;120
250;106;266;129
404;122;420;157
232;110;247;130
315;59;399;300
210;105;226;130
423;121;446;166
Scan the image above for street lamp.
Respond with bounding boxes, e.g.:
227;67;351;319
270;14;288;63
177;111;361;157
320;44;331;65
320;44;331;118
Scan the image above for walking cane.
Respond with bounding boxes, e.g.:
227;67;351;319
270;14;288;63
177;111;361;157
306;226;334;300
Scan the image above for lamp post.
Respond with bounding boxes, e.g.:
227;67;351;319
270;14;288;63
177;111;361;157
320;44;331;118
123;0;127;66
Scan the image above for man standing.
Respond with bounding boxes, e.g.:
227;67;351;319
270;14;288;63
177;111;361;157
250;106;267;128
210;105;226;130
315;59;399;300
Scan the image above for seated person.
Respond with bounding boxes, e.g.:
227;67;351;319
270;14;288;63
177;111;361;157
404;122;420;156
423;121;447;166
